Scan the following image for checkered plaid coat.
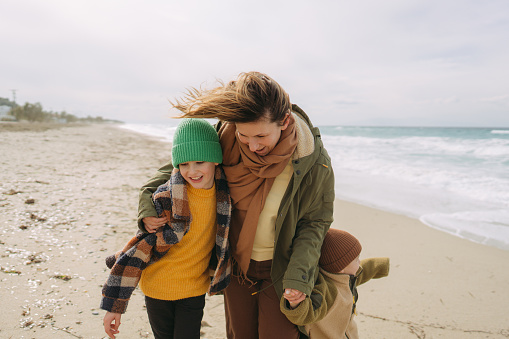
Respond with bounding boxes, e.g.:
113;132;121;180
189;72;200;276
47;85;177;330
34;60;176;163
100;166;231;313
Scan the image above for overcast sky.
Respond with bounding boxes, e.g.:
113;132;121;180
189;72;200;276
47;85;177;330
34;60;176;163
1;0;508;127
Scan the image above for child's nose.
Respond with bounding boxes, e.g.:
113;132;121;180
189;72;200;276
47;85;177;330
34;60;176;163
188;164;198;174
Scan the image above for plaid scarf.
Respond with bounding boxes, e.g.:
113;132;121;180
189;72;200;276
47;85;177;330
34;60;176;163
100;166;231;314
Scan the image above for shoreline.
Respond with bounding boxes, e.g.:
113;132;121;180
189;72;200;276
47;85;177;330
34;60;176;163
120;123;509;253
1;124;508;338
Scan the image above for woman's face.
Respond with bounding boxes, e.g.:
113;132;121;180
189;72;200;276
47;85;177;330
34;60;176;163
235;114;290;157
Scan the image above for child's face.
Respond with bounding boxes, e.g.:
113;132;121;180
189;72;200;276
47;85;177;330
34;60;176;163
340;255;361;275
179;161;217;190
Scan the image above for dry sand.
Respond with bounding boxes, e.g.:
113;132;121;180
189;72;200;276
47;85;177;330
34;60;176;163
1;123;508;338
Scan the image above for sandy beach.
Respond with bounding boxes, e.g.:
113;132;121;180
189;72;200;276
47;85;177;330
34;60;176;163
1;123;508;339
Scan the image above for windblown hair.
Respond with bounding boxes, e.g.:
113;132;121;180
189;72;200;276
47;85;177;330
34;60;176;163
171;72;291;124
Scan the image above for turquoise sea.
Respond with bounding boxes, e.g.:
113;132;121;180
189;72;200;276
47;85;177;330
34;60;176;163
121;123;509;251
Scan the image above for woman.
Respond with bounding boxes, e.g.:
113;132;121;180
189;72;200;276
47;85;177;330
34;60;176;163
138;72;335;338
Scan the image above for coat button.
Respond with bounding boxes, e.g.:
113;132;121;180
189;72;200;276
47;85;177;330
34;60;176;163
294;160;300;164
302;275;307;280
296;170;301;175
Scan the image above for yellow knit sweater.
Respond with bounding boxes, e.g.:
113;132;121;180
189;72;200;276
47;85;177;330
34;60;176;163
139;183;216;300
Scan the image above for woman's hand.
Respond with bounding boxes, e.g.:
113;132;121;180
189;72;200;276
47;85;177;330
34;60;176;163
284;288;306;309
103;312;122;339
143;216;167;233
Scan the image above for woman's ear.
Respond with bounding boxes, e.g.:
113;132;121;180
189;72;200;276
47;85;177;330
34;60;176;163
281;113;291;130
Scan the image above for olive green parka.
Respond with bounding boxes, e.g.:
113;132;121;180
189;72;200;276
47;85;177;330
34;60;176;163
137;104;335;306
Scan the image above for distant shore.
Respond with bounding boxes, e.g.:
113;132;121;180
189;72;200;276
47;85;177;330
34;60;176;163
0;121;91;132
1;123;508;338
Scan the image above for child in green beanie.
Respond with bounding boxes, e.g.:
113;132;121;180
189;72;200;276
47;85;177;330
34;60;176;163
101;119;232;339
281;229;390;339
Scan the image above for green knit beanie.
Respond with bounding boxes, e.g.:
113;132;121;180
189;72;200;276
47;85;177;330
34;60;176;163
171;118;223;168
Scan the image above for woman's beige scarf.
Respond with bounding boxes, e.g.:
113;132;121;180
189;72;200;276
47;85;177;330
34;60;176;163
218;115;297;274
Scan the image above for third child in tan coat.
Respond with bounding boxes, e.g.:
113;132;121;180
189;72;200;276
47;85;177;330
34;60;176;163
281;229;390;338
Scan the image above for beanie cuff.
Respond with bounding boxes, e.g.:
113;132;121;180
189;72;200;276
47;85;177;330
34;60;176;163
172;141;223;168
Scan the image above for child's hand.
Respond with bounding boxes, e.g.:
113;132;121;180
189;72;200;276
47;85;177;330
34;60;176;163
103;312;122;339
284;288;306;308
143;216;167;233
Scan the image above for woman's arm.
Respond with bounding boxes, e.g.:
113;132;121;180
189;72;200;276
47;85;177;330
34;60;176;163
283;152;335;297
137;161;174;231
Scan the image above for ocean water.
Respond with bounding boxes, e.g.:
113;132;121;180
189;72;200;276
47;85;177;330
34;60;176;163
121;123;509;251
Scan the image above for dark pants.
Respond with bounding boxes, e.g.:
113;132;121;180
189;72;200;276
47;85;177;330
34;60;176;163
224;260;300;339
145;294;205;339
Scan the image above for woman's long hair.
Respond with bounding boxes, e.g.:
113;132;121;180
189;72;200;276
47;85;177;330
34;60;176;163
171;72;291;124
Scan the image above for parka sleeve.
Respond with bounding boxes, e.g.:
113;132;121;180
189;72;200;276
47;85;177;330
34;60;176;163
137;161;174;231
280;270;337;326
282;151;335;296
356;257;390;286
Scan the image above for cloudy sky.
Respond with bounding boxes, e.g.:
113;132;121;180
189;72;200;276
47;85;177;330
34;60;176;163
1;0;508;127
